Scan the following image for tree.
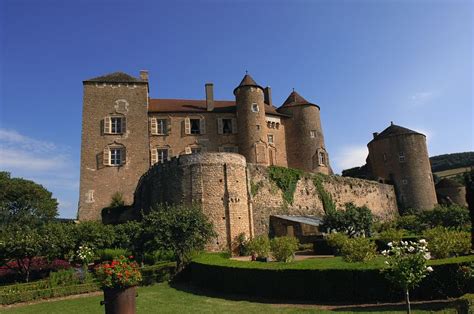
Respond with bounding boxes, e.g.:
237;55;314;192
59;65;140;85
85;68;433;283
0;172;58;227
142;203;215;271
322;203;373;237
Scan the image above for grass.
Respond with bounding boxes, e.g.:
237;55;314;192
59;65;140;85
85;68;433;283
1;282;460;314
193;252;474;270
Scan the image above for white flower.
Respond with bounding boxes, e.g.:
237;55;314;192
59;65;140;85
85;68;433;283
385;261;389;265
381;250;388;256
419;239;427;244
424;253;431;260
426;266;433;272
388;242;393;247
408;246;415;252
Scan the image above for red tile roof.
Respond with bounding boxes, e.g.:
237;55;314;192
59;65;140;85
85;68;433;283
148;98;286;116
280;91;319;109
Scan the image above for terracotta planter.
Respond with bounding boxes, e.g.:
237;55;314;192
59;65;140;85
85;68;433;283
101;286;137;314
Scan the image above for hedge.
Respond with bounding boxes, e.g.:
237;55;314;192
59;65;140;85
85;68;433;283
457;294;474;313
0;262;176;305
188;254;474;303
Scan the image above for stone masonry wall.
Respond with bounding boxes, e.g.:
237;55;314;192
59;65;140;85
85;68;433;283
248;164;398;236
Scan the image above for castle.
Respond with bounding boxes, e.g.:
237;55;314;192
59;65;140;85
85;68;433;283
78;70;438;251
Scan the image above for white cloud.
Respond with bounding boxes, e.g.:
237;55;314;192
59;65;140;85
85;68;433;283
332;145;368;174
0;148;68;171
409;91;437;107
0;129;58;153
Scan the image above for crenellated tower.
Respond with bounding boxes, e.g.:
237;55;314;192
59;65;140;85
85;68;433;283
233;74;269;164
279;91;331;174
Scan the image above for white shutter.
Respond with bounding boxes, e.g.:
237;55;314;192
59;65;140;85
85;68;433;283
217;118;223;135
231;118;238;134
151;148;157;164
103;147;110;166
185;146;192;154
121;148;126;165
150;118;157;135
166;119;171;135
200;118;206;134
104;116;111;134
184;118;191;135
218;146;224;152
167;149;173;161
121;117;126;133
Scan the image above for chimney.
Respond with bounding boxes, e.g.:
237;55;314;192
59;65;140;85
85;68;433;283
205;83;214;112
139;70;149;81
373;132;379;139
264;86;272;107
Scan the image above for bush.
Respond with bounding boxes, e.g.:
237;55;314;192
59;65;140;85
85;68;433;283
96;248;131;262
340;237;377;263
270;236;299;262
326;233;349;255
141;262;176;285
378;228;405;244
235;233;250;256
423;227;471;259
422;205;470;229
396;215;424;234
247;235;270;259
322;203;373;237
143;249;175;265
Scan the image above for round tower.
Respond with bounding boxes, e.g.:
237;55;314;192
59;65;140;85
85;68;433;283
435;178;468;207
367;123;437;211
278;91;331;174
234;74;268;164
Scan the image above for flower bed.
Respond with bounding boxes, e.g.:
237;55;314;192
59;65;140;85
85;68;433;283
188;253;474;303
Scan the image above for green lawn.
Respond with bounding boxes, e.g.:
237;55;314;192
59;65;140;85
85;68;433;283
0;283;459;314
193;252;474;270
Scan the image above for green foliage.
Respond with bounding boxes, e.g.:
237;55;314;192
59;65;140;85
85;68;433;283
423;227;471;259
270;236;299;262
268;166;303;205
378;228;406;244
112;221;146;263
96;248;131;262
140;262;176;285
235;233;250;256
73;221;116;250
142;203;216;271
322;202;373;237
109;192;125;207
0;172;58;227
430;152;474;173
422;205;470;229
325;233;349;255
95;255;142;289
312;174;336;213
250;181;264;197
247;235;271;259
143;249;175;265
340;237;377;263
396;215;424;234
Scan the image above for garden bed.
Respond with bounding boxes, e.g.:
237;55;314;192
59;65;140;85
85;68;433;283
188;253;474;303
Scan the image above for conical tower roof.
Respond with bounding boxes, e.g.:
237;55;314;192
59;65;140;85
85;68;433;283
233;74;263;95
371;123;424;143
278;91;319;110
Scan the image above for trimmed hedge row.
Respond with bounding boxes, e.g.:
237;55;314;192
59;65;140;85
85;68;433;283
189;256;474;303
0;262;176;305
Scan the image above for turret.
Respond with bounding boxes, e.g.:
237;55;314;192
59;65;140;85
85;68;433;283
278;91;331;174
233;74;268;164
366;123;437;211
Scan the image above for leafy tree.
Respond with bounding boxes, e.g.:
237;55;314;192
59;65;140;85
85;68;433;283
72;221;116;250
421;205;470;229
113;221;147;265
0;172;58;227
322;203;373;237
142;203;215;271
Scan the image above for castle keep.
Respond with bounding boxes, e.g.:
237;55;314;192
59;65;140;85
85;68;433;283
78;70;436;251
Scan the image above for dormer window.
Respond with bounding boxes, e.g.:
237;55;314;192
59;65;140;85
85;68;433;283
251;103;259;113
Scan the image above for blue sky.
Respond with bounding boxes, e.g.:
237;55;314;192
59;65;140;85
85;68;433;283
0;0;472;218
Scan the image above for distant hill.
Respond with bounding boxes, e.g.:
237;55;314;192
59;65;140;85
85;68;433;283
430;152;474;173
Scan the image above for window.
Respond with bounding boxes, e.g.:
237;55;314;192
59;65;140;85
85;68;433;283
222;119;232;134
219;146;238;153
157;149;168;163
150;118;170;135
251;103;259;113
190;119;200;134
108;147;125;166
268;134;274;144
185;117;205;135
191;147;201;154
157;119;167;135
310;130;316;138
318;151;326;166
399;152;405;162
104;116;126;134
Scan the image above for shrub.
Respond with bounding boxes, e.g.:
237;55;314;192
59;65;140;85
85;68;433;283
326;233;349;255
235;233;250;256
97;248;131;262
322;203;373;237
143;249;175;265
247;235;271;259
378;228;405;244
270;236;299;262
396;215;424;234
340;237;377;263
422;205;470;229
423;227;471;259
109;192;125;207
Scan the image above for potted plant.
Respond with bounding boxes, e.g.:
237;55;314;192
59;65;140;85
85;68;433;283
95;256;142;314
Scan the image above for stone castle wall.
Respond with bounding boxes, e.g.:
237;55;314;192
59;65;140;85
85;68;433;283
131;153;398;251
